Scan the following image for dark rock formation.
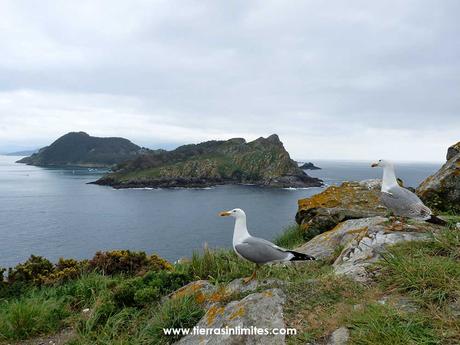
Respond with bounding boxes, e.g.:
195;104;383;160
299;162;321;170
93;134;322;189
17;132;142;168
417;141;460;213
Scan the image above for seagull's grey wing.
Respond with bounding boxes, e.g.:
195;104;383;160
235;237;291;264
381;185;431;219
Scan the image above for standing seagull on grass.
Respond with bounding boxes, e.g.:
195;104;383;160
371;160;446;225
219;208;315;283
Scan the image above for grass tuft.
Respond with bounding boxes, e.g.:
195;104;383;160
347;303;439;345
274;224;306;249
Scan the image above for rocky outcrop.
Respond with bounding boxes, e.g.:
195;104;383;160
447;141;460;161
295;180;387;240
299;162;321;170
295;217;387;260
17;132;142;167
417;141;460;212
295;216;436;282
169;278;284;309
333;221;431;282
94;134;322;189
176;289;286;345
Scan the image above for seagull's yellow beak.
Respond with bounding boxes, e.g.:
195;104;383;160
219;211;231;217
371;162;378;168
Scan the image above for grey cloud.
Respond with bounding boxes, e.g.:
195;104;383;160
0;0;459;161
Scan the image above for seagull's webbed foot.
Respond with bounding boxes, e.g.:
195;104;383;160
243;265;259;284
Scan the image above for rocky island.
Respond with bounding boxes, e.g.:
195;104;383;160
17;132;143;168
299;161;321;170
93;134;322;188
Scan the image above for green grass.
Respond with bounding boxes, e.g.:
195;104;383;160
274;224;305;249
376;229;460;305
138;295;205;344
347;304;439;345
0;292;70;340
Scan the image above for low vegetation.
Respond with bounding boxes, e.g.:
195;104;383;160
0;222;459;344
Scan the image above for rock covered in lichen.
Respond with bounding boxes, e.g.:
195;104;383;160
295;180;387;239
417;141;460;212
175;288;286;345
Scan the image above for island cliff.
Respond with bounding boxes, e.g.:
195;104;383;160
17;132;142;168
93;134;322;188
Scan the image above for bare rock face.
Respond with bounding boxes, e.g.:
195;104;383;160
417;141;460;213
295;217;388;260
295;180;387;240
295;216;436;282
175;289;286;345
332;219;435;282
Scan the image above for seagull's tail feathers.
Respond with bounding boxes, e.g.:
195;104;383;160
425;215;448;226
287;250;316;261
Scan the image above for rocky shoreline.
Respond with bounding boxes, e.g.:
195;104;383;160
91;173;322;189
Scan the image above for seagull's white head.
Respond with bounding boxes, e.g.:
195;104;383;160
371;159;393;168
219;208;246;218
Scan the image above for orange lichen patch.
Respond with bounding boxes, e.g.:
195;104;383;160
194;292;206;304
172;281;207;300
298;182;381;211
229;306;246;320
208;286;229;303
206;305;225;326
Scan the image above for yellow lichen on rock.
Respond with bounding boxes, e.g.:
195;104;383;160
206;305;225;326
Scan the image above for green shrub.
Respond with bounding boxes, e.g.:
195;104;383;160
145;271;191;294
113;277;145;307
89;250;150;275
134;287;161;306
88;250;173;276
7;255;54;285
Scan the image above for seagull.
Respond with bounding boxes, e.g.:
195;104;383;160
219;208;315;283
371;159;446;225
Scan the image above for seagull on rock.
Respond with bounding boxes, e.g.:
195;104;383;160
371;159;446;225
219;208;315;283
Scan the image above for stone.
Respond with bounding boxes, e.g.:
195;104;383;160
417;141;460;212
225;278;285;295
295;217;388;260
333;221;432;283
326;326;350;345
296;180;387;239
175;288;286;345
168;280;218;308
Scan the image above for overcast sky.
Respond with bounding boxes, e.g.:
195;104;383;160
0;0;459;161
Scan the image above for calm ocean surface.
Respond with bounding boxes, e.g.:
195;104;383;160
0;156;441;268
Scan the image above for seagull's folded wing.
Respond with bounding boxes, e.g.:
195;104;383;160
235;237;290;264
381;186;432;219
